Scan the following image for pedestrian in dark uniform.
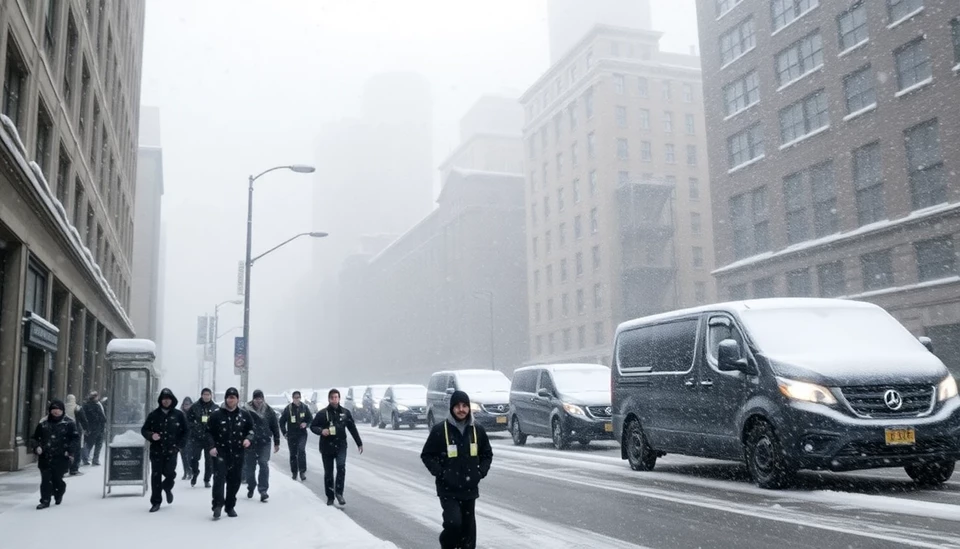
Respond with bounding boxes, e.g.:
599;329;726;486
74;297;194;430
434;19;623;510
310;388;363;506
279;390;313;481
206;387;255;519
80;391;106;465
187;388;218;487
32;399;80;510
179;396;194;480
64;394;83;476
421;390;493;549
141;388;189;513
243;389;281;502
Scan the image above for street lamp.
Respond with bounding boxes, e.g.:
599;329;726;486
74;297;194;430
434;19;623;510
210;299;243;396
473;291;495;370
250;232;329;266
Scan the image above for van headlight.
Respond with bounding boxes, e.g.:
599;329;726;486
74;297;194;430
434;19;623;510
777;378;837;405
470;402;481;413
562;403;585;416
938;376;958;402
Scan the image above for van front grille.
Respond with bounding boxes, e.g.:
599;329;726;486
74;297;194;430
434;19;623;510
587;406;612;418
839;384;934;418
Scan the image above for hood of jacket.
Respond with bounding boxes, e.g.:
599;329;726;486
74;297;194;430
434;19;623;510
157;388;179;409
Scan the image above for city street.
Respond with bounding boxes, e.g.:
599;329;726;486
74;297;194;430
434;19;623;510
285;424;960;549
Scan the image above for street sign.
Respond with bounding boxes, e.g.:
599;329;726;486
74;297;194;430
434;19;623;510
237;261;245;296
196;316;208;345
234;336;246;375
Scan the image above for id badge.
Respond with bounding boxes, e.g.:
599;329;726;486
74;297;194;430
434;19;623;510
290;415;297;423
470;443;478;457
201;415;208;423
447;444;458;458
329;426;337;436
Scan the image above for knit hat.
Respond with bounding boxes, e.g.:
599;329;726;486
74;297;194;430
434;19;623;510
449;390;471;415
252;389;264;400
225;387;239;399
201;387;212;396
48;399;65;413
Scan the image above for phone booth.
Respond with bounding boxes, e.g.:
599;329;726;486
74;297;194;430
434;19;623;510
102;339;158;498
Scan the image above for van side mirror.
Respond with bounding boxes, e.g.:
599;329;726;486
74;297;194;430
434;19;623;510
718;339;751;373
537;388;552;399
919;336;934;353
445;387;455;395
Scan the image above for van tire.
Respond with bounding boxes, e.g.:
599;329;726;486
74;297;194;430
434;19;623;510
552;418;569;450
625;420;657;471
905;460;955;486
511;417;527;446
745;421;795;489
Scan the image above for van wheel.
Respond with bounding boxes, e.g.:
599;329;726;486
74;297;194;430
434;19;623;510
745;421;795;489
578;439;591;446
625;421;656;471
552;418;569;450
905;460;955;486
511;417;527;446
392;413;401;430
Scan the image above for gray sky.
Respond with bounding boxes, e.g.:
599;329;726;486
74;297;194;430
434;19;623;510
140;0;700;397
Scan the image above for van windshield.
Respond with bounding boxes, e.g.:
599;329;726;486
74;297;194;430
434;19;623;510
458;372;510;393
552;369;610;393
739;306;925;358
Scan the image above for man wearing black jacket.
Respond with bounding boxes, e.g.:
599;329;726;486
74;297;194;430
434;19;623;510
141;388;189;513
32;400;80;509
206;387;254;519
243;389;281;502
310;388;363;506
421;390;493;549
279;390;313;481
80;391;106;465
186;388;218;487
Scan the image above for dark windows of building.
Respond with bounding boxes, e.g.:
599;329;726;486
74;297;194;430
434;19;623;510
817;261;846;297
3;40;28;131
843;65;876;114
853;142;884;226
776;32;823;86
838;2;869;51
727;124;764;168
905;119;945;210
779;89;828;144
720;17;756;66
786;268;812;296
772;0;819;32
895;38;931;91
915;236;957;282
861;249;895;291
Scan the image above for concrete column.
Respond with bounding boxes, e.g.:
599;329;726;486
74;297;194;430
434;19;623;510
53;292;72;402
95;324;107;394
84;312;96;397
67;304;86;396
0;243;27;471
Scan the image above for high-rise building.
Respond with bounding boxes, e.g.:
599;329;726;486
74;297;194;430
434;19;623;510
548;0;652;63
521;25;716;365
695;0;960;374
439;94;524;181
0;0;145;470
132;106;163;371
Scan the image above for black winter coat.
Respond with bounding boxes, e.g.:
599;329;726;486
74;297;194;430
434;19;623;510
244;402;281;447
310;405;362;455
141;392;189;458
32;416;81;469
186;399;219;441
81;400;106;433
279;402;313;439
205;406;255;461
421;418;493;500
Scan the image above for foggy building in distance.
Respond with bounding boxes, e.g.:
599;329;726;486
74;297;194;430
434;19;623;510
521;25;716;365
548;0;652;64
132;106;164;373
0;1;145;470
439;95;525;182
694;1;960;374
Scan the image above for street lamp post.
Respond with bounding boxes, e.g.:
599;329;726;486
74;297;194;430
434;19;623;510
473;291;495;370
211;299;243;396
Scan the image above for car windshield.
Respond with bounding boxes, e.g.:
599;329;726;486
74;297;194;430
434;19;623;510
369;386;388;399
552;369;610;393
392;386;426;400
457;372;510;393
265;396;288;407
739;306;926;359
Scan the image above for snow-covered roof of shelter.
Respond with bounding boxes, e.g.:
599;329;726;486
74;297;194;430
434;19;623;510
106;339;157;357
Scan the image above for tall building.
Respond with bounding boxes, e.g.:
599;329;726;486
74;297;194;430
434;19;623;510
521;25;716;365
131;105;162;369
439;94;524;181
548;0;652;63
0;0;145;470
695;1;960;374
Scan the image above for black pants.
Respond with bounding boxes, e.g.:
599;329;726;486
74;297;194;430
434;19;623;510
188;439;213;482
439;497;477;549
83;431;103;464
211;455;243;510
321;445;347;499
287;436;307;475
244;442;271;495
149;453;178;505
39;459;69;504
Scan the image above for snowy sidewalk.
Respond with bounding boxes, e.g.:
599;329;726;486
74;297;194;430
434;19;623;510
1;460;397;549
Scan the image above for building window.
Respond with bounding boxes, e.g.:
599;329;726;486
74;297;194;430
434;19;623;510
577;326;586;349
613;73;625;94
617;138;629;160
611;41;621;57
592;245;601;270
568;101;579;130
723;70;760;116
838;2;869;51
843;66;876;114
784;172;809;244
915;236;957;282
716;0;744;16
727;124;764;168
639;109;650;129
786;268;812;296
25;262;47;314
545;231;552;255
533;270;540;293
574;215;582;239
618;171;630;186
536;335;543;355
683;83;694;103
560;258;568;281
72;179;84;228
818;261;846;297
559;222;567;246
532;236;539;258
576;252;584;276
530;203;537;226
888;0;923;23
730;186;769;259
695;282;707;304
556;153;563;176
952;19;960;64
543;196;551;219
685;114;695;135
587;132;596;159
557;187;566;212
810;162;838;237
563;328;571;351
691;212;702;236
548;298;554;320
662;81;672;101
573;179;581;204
776;32;823;86
779;89;829;144
693;247;704;269
905;119;945;210
720;17;756;66
584;88;595;119
729;284;748;300
615;106;627;128
638;77;649;97
664;144;675;164
3;42;28;131
590;208;599;234
535;303;541;323
689;178;700;200
35;105;54;176
594;321;605;346
85;205;95;247
44;0;60;59
895;39;931;91
861;249;894;291
56;147;70;205
772;0;819;32
854;142;884;226
663;112;673;133
753;277;775;298
530;171;537;193
64;17;79;107
593;283;603;309
641;141;652;162
589;171;598;196
548;332;556;354
541;124;548;150
686;145;696;166
577;289;585;314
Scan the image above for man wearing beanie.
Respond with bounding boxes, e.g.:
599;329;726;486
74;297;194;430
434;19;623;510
187;388;218;487
32;400;80;509
309;388;363;506
141;388;189;512
243;389;281;502
206;387;255;519
279;390;313;481
421;390;493;548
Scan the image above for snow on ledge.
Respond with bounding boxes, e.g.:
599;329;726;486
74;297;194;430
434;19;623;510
838;39;869;59
776;64;823;93
953;63;960;73
25;311;60;334
110;429;145;448
719;47;755;72
842;103;877;122
106;338;157;357
727;154;765;174
0;114;26;155
779;124;830;151
895;77;933;98
723;101;759;122
841;276;960;301
887;6;924;29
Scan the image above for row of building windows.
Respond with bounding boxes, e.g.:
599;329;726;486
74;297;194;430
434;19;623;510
532;246;603;293
534;321;607;356
532;209;600;258
532;173;701;218
533;283;605;323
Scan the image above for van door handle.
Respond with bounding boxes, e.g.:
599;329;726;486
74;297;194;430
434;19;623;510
683;379;695;388
700;380;714;387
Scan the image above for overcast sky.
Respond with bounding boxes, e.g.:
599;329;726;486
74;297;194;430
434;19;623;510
139;0;701;398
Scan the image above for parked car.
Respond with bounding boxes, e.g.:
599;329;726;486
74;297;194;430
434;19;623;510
510;363;613;449
426;370;511;431
264;394;289;415
378;384;429;429
363;385;390;426
344;385;368;422
612;298;960;489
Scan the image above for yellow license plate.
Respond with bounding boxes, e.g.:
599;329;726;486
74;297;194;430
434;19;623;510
604;423;613;432
496;416;507;424
885;428;915;446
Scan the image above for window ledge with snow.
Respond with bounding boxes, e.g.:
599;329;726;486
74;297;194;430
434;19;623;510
779;125;830;151
723;101;759;122
887;7;924;30
720;47;756;72
953;63;960;74
895;77;933;98
776;65;824;93
842;276;960;301
842;103;877;122
727;154;765;174
838;39;870;58
715;2;743;22
770;5;820;38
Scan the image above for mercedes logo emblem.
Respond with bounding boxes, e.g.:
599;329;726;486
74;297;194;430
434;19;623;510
605;406;612;415
883;389;904;411
497;405;505;412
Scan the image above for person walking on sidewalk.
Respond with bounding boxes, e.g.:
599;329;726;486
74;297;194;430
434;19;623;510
187;388;218;488
141;388;189;513
80;391;106;466
420;390;493;549
179;396;194;480
32;399;80;510
279;390;313;481
206;387;254;519
64;394;83;476
243;390;281;502
310;388;363;506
